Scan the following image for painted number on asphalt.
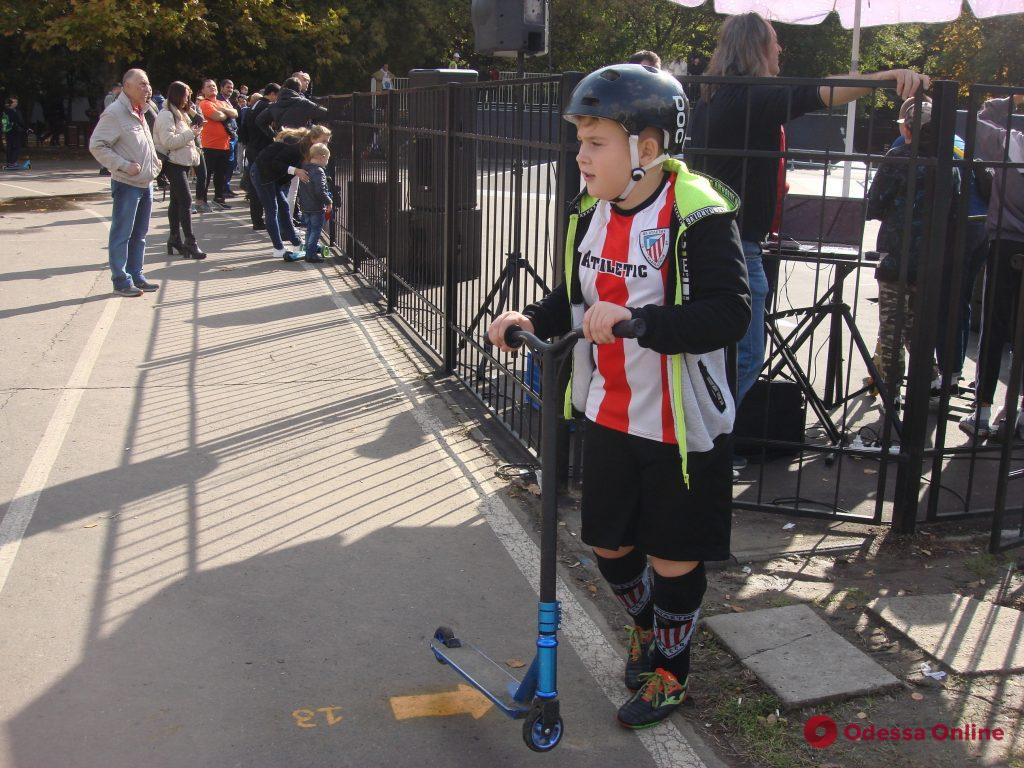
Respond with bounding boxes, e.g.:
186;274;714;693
292;706;344;728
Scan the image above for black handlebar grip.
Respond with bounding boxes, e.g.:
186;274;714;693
503;324;525;349
612;317;646;339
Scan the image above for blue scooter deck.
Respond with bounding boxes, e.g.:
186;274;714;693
430;635;532;718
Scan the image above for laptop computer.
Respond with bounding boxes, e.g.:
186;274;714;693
771;194;866;258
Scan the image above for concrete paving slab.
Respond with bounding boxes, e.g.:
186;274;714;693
868;594;1024;676
704;604;901;708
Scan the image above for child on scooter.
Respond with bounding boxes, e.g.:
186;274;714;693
488;64;750;729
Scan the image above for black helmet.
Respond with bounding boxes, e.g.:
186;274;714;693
564;64;688;154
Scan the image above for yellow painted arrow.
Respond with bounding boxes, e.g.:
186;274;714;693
389;684;493;721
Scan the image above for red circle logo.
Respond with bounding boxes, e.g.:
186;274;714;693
804;715;838;748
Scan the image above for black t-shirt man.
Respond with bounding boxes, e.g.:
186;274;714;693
688;84;823;244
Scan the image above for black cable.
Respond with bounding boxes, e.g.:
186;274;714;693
770;496;853;515
496;463;538;482
919;475;968;509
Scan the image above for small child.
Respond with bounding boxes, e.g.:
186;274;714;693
295;142;333;264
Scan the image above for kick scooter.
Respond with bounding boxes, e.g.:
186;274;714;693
430;318;645;752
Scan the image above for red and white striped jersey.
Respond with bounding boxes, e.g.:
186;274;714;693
578;174;678;443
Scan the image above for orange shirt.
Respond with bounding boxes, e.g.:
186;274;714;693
199;98;231;150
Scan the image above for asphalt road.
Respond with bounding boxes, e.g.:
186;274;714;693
0;162;719;768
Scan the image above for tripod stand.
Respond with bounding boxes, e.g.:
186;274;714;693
762;250;903;450
458;51;551;384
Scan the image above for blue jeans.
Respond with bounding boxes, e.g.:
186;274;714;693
736;240;769;406
250;164;297;250
108;180;152;289
303;212;325;259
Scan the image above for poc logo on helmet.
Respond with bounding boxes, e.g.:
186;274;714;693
673;95;687;145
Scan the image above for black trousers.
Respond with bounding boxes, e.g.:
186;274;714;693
977;238;1024;404
202;147;230;202
194;151;208;202
165;162;196;246
5;131;23;165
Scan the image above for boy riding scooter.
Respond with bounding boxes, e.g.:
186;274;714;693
488;64;750;729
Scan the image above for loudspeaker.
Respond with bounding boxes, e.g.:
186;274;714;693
406;70;478;211
733;380;806;459
471;0;548;57
392;208;482;287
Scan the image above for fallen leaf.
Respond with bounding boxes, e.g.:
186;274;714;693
911;692;924;701
506;658;526;669
587;584;598;595
83;523;98;528
730;605;746;613
766;713;778;725
857;711;868;719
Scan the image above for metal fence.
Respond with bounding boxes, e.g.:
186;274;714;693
322;73;1023;553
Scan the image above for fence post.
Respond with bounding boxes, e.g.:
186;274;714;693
553;72;584;487
554;73;584;259
385;92;398;313
350;95;361;273
441;84;458;374
892;80;958;534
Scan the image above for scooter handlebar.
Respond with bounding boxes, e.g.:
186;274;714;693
503;317;647;353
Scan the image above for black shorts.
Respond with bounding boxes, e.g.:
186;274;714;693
580;420;733;561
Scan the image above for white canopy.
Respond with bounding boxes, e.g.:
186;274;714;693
668;0;1024;29
671;0;1024;194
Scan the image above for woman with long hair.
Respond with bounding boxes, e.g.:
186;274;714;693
153;81;207;259
252;124;332;260
689;12;928;435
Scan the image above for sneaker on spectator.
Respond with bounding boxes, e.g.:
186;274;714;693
994;411;1024;443
113;284;143;297
959;412;993;441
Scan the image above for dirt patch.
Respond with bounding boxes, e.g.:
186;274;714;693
0;191;108;214
506;473;1024;767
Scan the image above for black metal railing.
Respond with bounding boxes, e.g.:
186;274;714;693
320;72;1023;553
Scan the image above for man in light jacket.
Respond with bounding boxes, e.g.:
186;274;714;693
89;69;162;296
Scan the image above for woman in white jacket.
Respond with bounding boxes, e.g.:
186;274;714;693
153;81;206;259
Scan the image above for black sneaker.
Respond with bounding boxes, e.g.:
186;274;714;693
252;222;266;231
213;198;229;209
134;279;160;292
113;284;143;297
617;668;687;730
624;625;653;692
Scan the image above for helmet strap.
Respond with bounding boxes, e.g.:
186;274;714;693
615;134;669;203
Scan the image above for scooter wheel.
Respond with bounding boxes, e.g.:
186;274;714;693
522;707;563;752
433;626;461;651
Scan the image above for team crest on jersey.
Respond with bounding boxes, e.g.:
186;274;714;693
639;228;670;269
